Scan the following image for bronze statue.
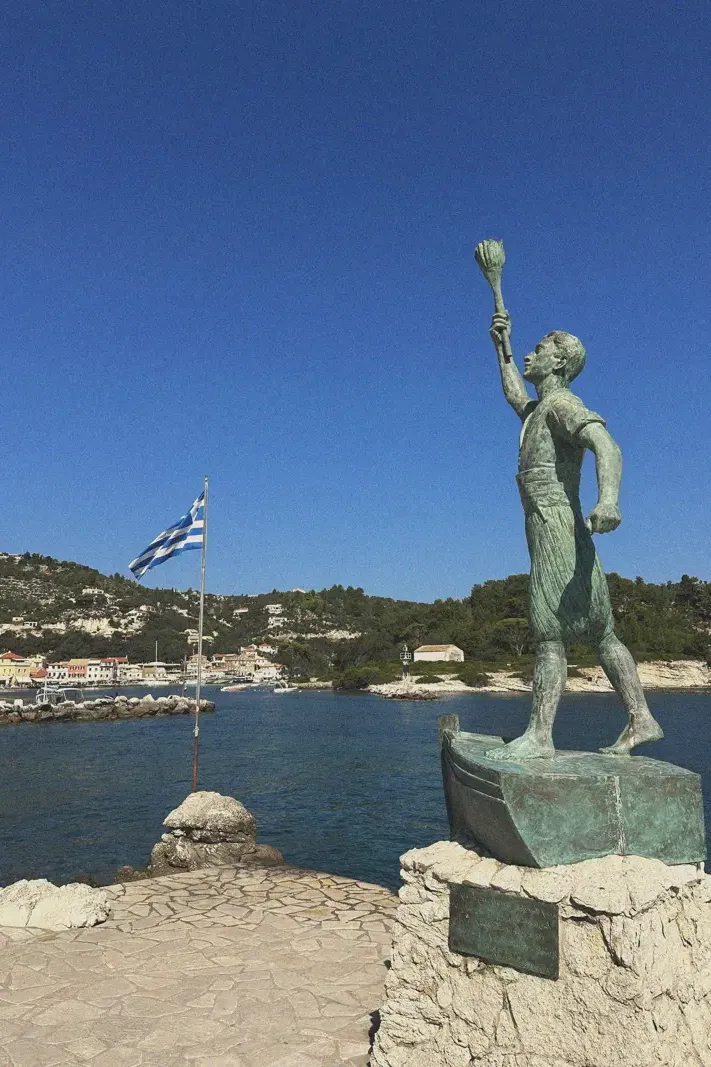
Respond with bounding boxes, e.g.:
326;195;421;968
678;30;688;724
475;240;663;760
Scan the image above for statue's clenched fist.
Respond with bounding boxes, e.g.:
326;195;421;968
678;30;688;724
586;502;622;534
490;312;511;356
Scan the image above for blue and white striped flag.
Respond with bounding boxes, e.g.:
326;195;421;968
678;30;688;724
129;491;205;580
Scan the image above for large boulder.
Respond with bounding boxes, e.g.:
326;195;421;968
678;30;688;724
149;835;257;876
164;790;257;842
0;879;111;931
148;791;284;877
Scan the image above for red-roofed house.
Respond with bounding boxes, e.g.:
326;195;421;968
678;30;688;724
0;651;46;685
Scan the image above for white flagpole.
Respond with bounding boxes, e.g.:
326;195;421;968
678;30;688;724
192;475;208;792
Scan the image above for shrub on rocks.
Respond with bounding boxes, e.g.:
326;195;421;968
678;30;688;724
457;661;493;687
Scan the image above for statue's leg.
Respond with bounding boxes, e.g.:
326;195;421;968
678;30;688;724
598;632;664;754
487;640;565;761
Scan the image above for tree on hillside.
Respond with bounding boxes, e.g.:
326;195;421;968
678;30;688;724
491;618;530;658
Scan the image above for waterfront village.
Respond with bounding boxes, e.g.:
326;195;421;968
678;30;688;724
0;641;468;691
0;644;285;689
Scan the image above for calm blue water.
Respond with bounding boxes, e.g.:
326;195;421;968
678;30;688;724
1;687;709;890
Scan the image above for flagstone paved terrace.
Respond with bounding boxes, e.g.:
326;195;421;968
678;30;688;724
0;865;397;1067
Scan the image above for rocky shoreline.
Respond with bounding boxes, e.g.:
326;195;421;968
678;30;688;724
347;658;711;699
0;693;215;726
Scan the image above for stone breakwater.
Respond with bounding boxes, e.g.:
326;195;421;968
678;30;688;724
0;693;215;726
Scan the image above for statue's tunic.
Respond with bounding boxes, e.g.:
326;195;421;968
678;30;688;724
517;389;615;644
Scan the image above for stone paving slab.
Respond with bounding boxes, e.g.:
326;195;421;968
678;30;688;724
0;865;396;1067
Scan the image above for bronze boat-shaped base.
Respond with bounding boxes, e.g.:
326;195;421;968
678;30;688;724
439;717;705;868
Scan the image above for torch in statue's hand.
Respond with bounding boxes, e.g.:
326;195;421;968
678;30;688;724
475;239;513;362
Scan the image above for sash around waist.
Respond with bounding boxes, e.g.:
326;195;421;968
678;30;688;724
516;466;580;512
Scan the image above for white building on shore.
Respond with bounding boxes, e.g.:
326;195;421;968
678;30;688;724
413;644;464;663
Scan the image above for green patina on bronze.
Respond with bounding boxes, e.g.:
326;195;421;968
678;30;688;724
440;720;705;868
432;246;706;875
449;883;559;979
475;239;664;761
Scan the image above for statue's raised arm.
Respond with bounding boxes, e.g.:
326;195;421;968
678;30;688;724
474;240;532;419
489;311;532;419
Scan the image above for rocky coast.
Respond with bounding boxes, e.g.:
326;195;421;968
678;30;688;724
369;657;711;699
0;692;215;726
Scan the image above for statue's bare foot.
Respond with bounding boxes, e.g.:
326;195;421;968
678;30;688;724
486;732;554;762
600;715;664;756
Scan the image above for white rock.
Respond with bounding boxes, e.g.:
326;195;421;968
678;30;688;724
163;790;256;837
0;879;110;931
461;856;501;889
521;866;572;904
490;864;523;894
29;883;111;931
0;878;56;925
569;855;629;914
0;902;34;927
401;840;459;873
398;884;427;904
431;851;487;887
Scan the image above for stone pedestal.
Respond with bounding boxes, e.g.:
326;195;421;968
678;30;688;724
371;841;711;1067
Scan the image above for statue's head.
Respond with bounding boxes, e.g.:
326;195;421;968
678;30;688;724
523;331;586;385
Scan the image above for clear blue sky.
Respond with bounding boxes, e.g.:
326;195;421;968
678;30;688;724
3;0;710;601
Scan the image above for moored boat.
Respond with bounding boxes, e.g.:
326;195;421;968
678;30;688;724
34;683;83;707
273;680;298;693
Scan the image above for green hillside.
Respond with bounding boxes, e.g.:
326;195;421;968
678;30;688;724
0;552;709;678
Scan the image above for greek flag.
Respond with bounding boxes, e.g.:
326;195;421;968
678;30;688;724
129;491;205;580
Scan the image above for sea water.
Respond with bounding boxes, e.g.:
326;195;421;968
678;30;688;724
1;687;709;890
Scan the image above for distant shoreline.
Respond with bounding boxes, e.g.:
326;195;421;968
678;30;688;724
299;659;711;698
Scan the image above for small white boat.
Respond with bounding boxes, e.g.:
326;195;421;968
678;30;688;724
35;684;82;706
220;683;254;692
273;680;298;694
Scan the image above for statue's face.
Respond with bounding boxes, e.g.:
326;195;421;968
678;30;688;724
523;336;565;384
